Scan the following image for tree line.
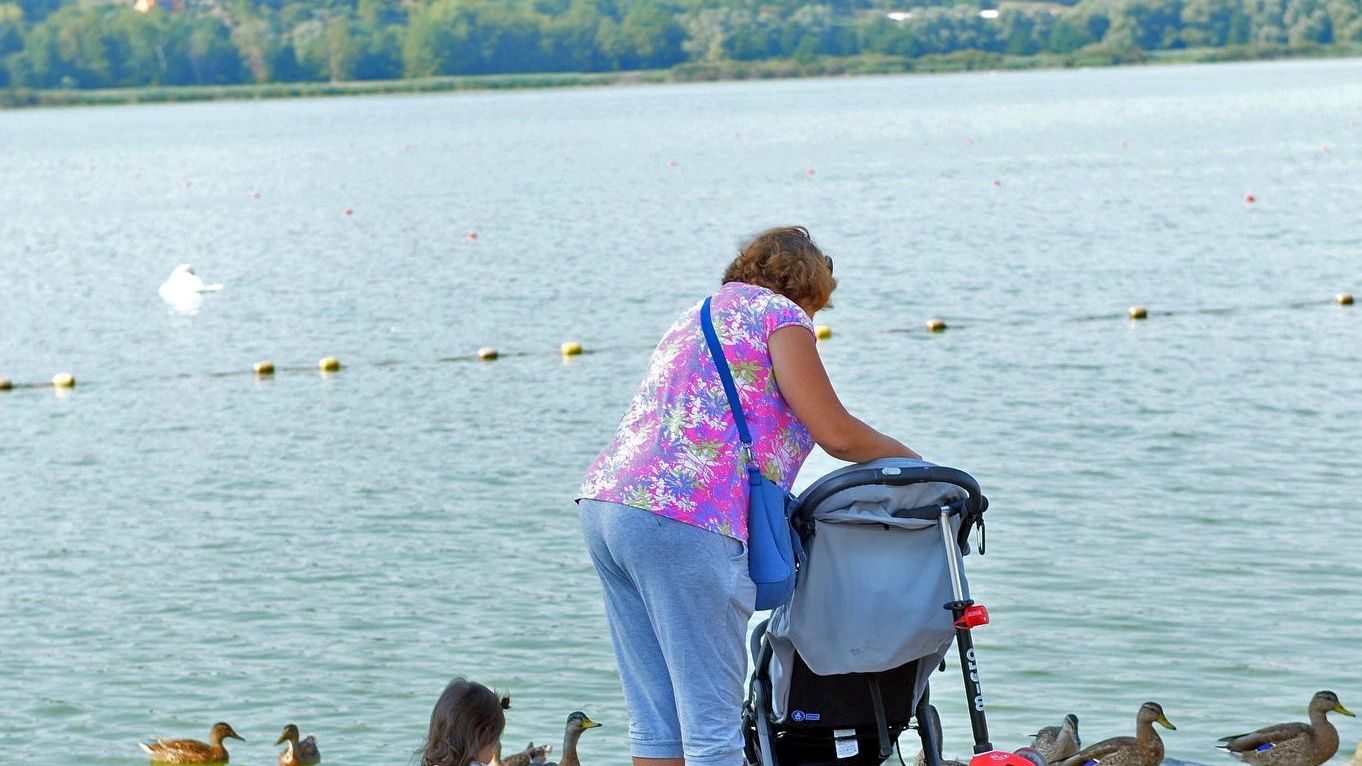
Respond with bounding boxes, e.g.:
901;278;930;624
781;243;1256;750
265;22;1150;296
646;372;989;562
1;0;1358;90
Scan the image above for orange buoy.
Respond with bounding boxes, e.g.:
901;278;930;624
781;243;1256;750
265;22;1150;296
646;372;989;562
1244;193;1256;204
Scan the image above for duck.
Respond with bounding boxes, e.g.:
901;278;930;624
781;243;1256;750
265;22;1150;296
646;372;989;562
1057;702;1175;766
275;723;321;766
1032;714;1082;764
499;742;552;766
139;722;244;764
1216;691;1355;766
542;712;600;766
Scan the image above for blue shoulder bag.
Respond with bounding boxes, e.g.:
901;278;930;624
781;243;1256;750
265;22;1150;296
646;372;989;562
700;296;804;611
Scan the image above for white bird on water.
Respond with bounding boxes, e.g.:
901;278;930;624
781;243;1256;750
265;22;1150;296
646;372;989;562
159;264;222;298
159;264;222;314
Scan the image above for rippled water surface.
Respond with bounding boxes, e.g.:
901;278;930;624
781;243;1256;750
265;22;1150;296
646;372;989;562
2;59;1361;766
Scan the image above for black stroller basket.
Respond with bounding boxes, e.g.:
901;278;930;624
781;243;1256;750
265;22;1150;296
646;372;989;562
743;460;990;766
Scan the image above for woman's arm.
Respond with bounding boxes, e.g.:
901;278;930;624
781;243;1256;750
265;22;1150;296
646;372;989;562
768;325;921;463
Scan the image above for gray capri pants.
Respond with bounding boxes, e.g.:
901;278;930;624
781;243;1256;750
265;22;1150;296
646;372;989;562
579;498;756;766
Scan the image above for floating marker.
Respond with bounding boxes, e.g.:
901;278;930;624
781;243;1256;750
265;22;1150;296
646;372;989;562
477;347;499;361
926;319;947;333
992;178;1001;186
1244;193;1256;204
318;357;341;372
467;232;478;240
1338;293;1355;306
561;341;583;357
1129;306;1148;320
52;372;76;388
342;208;353;216
814;325;832;340
0;377;12;390
253;361;275;375
805;168;816;176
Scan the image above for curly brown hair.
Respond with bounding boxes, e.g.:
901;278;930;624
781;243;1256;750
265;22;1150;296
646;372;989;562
420;678;509;766
722;226;837;312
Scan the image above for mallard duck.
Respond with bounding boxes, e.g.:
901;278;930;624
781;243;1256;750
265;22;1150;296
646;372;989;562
1216;691;1355;766
139;722;244;764
1057;702;1175;766
1032;714;1082;764
542;712;600;766
500;741;552;766
275;723;321;766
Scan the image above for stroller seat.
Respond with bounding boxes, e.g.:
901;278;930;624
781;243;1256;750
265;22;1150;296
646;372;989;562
743;459;988;766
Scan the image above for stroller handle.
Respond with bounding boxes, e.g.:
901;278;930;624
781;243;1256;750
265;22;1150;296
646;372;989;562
791;463;988;529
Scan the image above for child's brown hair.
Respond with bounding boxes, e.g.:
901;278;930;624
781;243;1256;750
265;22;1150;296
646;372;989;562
420;678;510;766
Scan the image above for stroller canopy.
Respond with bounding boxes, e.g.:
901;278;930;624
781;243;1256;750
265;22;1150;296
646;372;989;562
761;459;980;721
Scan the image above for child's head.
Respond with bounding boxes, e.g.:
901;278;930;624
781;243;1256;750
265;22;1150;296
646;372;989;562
421;678;510;766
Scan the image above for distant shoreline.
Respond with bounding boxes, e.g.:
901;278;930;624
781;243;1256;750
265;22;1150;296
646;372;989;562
4;43;1360;110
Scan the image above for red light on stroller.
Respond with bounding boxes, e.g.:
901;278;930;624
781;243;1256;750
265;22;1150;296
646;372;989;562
969;751;1039;766
954;605;990;630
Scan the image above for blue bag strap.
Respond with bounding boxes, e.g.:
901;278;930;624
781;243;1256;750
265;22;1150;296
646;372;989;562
699;296;756;461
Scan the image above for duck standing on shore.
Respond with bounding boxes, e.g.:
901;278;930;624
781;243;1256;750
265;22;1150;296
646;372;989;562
275;723;321;766
1058;702;1175;766
542;712;600;766
1216;691;1354;766
139;722;244;764
499;742;552;766
1032;714;1082;764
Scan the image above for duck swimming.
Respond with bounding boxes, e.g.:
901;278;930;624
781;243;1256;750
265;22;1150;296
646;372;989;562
1057;702;1174;766
275;723;321;766
1216;691;1354;766
139;722;244;764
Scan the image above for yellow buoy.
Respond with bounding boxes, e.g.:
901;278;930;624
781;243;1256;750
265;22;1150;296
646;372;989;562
814;325;832;340
318;357;341;372
477;347;499;361
561;341;583;357
1128;306;1148;320
52;372;76;388
253;361;275;375
926;319;947;333
1338;293;1355;306
0;377;12;391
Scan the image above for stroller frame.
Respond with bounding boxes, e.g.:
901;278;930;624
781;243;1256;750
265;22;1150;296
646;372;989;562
743;462;993;766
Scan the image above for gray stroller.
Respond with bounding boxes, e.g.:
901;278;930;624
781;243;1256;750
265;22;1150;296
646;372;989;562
742;459;999;766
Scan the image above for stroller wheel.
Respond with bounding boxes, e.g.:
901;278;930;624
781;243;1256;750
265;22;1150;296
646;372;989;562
915;703;943;766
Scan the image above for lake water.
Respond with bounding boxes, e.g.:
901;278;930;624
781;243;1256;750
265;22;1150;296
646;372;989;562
2;58;1360;766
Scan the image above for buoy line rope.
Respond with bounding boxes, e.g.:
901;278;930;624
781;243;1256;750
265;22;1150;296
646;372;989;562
0;294;1352;393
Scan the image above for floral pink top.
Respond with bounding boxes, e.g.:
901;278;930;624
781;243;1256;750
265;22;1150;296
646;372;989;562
579;282;817;542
